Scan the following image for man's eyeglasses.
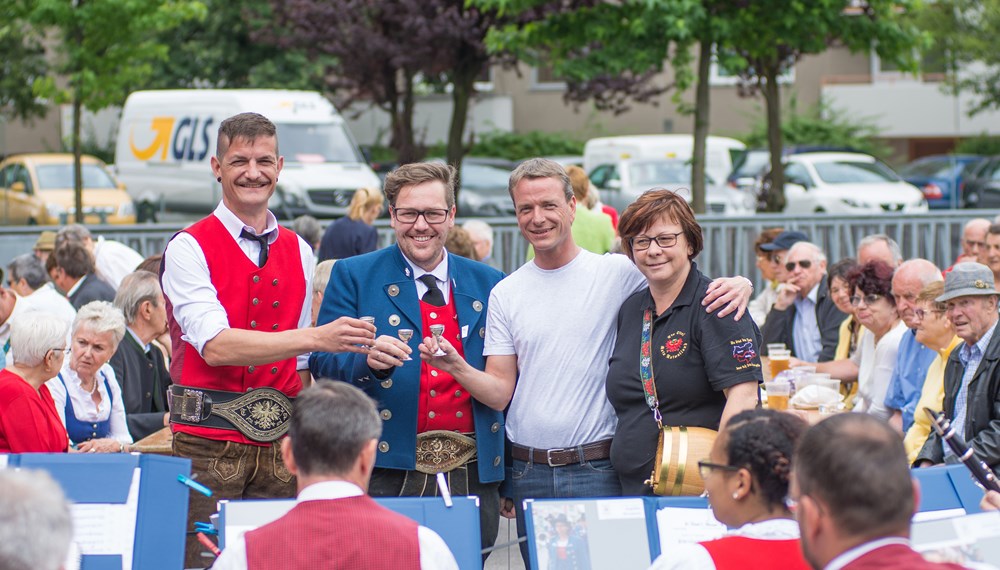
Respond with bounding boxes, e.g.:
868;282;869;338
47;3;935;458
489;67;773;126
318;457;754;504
391;208;450;224
785;260;813;272
914;307;946;320
48;347;70;356
849;293;883;307
697;460;741;479
964;239;986;250
631;232;683;251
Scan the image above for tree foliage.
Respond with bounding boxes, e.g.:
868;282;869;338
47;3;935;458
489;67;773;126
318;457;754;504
0;0;48;122
740;98;891;158
29;0;205;221
142;0;328;91
915;0;1000;116
717;0;924;210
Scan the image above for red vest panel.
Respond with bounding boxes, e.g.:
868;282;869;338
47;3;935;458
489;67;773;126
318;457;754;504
166;214;306;444
418;293;474;432
245;495;421;570
701;536;811;570
841;544;967;570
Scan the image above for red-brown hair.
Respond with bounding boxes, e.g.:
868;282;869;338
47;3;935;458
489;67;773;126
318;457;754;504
618;189;703;260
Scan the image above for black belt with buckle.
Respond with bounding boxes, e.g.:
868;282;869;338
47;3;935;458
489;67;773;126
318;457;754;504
510;439;612;467
168;385;294;442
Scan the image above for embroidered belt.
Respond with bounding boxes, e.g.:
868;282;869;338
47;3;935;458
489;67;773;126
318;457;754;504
414;430;477;474
168;385;294;443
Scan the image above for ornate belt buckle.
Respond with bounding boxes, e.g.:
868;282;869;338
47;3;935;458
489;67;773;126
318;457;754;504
414;430;477;474
178;389;207;423
212;387;293;443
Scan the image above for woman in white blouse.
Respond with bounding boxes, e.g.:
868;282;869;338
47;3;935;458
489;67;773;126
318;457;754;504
46;301;132;453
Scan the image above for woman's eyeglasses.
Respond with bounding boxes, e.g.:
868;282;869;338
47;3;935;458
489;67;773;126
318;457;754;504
697;460;741;479
631;232;683;251
849;293;883;307
914;307;946;320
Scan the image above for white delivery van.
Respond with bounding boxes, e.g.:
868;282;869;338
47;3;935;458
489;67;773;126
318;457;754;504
583;134;751;214
114;89;381;219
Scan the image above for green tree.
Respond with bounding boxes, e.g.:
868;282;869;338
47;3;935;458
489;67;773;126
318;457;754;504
915;0;1000;116
143;0;328;91
29;0;205;222
740;98;891;159
0;1;48;122
718;0;923;210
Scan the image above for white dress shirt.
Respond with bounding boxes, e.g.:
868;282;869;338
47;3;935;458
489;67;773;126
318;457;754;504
45;361;133;445
210;480;459;570
93;236;145;290
649;518;801;570
404;251;452;302
162;203;315;370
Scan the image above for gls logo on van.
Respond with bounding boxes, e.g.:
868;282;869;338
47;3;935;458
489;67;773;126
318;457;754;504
129;116;214;162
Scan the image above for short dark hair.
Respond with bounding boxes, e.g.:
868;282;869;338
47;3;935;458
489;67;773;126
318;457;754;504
989;223;1000;237
827;257;859;290
52;242;95;279
848;260;896;306
216;112;278;158
618;189;703;261
289;381;382;477
724;409;808;510
7;254;47;290
795;414;914;541
383;162;456;209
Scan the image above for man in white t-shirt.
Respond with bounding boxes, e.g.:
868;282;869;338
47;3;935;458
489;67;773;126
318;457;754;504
420;158;752;562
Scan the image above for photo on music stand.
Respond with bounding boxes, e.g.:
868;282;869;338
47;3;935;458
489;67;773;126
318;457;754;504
531;502;591;570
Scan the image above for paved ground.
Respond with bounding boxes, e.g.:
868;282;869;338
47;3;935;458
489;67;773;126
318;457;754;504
485;516;526;570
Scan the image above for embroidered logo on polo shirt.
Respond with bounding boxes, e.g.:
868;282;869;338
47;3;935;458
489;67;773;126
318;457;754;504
730;337;761;371
660;331;687;359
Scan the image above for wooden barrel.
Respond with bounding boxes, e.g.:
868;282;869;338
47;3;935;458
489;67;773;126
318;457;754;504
647;426;718;496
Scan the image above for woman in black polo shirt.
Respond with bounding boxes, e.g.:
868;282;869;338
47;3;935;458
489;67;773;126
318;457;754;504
606;189;763;495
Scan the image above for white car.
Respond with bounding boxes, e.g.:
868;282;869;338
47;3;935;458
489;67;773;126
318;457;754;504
589;158;756;215
780;152;928;214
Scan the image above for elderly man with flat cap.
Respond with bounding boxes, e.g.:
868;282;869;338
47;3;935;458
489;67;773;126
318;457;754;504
915;262;1000;474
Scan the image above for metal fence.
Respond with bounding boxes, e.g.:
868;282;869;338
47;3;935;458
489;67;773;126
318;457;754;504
0;210;978;283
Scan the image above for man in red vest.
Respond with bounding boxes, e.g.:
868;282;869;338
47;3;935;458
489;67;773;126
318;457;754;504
790;414;965;570
161;112;375;567
210;381;458;570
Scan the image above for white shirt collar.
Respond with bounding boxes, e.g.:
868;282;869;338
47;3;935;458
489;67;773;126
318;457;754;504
125;327;149;353
297;480;365;503
213;202;279;243
402;249;449;286
824;537;910;570
66;275;87;298
729;518;801;540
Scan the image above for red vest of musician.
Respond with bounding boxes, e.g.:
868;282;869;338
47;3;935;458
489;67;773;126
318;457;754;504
418;293;473;432
244;495;421;570
701;536;811;570
839;544;967;570
166;215;305;445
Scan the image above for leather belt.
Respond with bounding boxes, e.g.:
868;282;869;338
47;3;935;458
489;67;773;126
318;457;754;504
510;439;612;467
168;385;294;443
414;431;477;474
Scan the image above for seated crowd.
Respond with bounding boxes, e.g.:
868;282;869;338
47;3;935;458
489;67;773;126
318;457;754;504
0;113;998;570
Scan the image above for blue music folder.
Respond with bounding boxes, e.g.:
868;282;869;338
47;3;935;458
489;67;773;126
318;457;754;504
911;463;986;515
9;453;191;570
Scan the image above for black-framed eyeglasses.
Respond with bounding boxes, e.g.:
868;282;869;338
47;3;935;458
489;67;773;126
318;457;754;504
631;232;683;251
391;207;450;224
785;259;813;272
697;460;741;479
849;293;883;307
